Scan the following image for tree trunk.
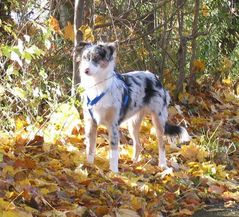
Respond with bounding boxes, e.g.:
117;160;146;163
159;2;174;79
175;0;187;99
72;0;85;96
188;0;200;94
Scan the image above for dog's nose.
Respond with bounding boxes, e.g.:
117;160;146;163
85;68;90;75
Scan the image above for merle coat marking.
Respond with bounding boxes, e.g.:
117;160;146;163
78;42;190;173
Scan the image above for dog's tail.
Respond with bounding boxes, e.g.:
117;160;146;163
164;122;191;143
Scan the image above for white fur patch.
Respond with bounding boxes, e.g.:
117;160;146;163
109;150;119;173
87;154;94;164
179;126;191;143
158;148;167;168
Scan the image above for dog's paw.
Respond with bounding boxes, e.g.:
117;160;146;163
158;162;168;169
157;166;173;178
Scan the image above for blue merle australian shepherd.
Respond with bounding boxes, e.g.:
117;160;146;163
78;42;190;173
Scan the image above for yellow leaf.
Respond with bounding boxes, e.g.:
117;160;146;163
2;166;15;176
0;132;12;146
74;164;90;183
2;210;33;217
220;57;233;72
12;87;27;100
0;198;33;217
48;16;61;33
63;22;74;42
94;15;107;26
116;208;140;217
79;25;94;42
192;59;205;72
48;159;62;170
44;103;80;144
190;117;209;127
5;191;15;199
222;78;232;85
180;143;208;162
120;144;133;159
131;196;145;210
202;3;209;17
0;198;15;210
40;185;58;195
95;206;109;216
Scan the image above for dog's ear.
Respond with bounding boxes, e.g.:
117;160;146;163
75;41;91;52
74;41;91;62
107;41;117;56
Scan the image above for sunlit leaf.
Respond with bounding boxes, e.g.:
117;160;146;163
94;15;108;26
11;87;27;100
63;22;74;42
79;25;94;42
10;51;22;67
202;3;209;17
116;208;140;217
48;16;61;33
192;59;205;72
180;143;208;162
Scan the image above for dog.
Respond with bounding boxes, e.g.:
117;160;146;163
77;42;190;173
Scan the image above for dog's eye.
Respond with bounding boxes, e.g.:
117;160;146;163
82;53;90;61
92;55;101;63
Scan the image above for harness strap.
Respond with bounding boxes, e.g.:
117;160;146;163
115;73;129;118
87;91;107;122
86;73;129;123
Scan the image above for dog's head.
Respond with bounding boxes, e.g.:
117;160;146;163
77;42;116;78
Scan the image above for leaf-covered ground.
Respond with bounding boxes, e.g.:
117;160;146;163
0;84;238;217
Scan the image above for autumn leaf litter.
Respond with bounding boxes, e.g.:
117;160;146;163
0;85;239;217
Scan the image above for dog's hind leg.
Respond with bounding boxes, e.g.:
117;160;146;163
108;123;120;173
85;119;97;164
128;110;145;162
151;112;168;169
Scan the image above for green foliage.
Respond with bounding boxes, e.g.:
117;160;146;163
0;17;72;131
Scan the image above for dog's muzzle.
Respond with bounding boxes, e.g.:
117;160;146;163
85;68;90;75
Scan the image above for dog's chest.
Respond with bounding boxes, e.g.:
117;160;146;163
93;106;118;125
85;91;122;125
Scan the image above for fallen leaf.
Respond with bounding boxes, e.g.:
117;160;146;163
116;208;140;217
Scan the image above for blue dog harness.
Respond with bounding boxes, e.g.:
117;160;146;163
86;73;129;123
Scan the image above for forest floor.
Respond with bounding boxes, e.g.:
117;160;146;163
193;204;239;217
0;82;238;216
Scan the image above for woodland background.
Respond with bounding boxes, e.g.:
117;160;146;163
0;0;239;216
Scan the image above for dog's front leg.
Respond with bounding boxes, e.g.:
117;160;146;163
85;118;97;164
108;123;120;173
